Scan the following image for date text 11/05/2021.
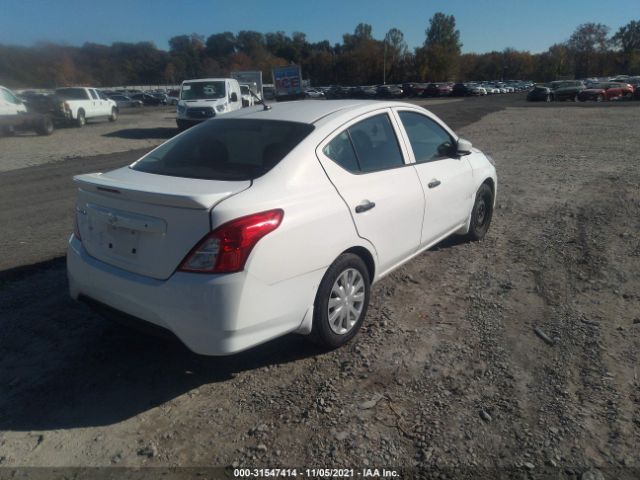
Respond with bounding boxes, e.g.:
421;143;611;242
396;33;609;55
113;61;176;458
233;468;400;478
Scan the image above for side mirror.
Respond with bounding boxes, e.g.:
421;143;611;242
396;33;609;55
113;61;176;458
456;138;473;155
230;92;238;102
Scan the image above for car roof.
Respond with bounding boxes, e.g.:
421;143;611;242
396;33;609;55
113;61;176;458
220;100;419;125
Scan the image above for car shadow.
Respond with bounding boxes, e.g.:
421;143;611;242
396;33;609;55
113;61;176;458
0;257;324;431
429;234;469;251
102;127;177;140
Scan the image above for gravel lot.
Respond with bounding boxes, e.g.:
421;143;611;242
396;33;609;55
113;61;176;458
0;95;638;480
0;106;177;173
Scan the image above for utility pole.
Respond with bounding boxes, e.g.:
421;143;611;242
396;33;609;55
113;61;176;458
383;40;387;85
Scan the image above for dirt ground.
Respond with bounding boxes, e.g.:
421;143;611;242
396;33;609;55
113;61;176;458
0;106;177;173
0;95;639;480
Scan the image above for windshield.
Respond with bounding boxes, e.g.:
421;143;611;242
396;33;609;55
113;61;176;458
180;81;225;100
131;119;315;181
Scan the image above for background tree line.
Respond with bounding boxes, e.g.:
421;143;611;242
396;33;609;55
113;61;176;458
0;14;638;89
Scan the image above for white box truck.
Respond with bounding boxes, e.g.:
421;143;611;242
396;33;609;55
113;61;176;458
230;71;263;102
175;78;242;131
272;65;305;102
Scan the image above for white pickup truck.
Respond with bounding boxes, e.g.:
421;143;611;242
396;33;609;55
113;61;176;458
53;87;118;127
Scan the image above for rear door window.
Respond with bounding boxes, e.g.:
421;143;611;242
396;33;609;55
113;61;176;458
131;119;314;180
349;114;404;172
323;131;359;172
323;113;404;173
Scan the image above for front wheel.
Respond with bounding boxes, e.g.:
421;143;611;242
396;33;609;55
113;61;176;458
467;183;494;241
310;253;371;349
109;108;118;122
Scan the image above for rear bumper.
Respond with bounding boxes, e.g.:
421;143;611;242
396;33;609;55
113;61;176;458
67;236;321;355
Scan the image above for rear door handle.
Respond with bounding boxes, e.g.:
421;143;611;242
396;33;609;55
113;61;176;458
355;200;376;213
428;179;441;189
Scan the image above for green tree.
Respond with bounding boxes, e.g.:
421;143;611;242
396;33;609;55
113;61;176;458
422;13;462;81
169;34;205;78
384;28;408;83
205;32;237;59
611;20;640;73
567;23;610;77
236;30;266;57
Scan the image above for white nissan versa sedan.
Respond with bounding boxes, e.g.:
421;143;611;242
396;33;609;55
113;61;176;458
67;100;497;355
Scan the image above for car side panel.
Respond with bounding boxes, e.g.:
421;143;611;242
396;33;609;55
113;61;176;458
314;108;425;274
208;148;374;287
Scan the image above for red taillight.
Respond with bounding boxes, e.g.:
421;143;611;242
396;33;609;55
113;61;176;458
179;209;284;274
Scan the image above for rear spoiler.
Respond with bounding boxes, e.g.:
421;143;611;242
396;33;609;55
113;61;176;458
74;171;250;210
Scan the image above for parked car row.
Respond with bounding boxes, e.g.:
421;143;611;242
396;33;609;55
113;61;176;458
527;79;638;102
312;80;532;100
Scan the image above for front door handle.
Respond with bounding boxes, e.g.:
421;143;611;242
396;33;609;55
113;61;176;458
355;200;376;213
428;179;441;189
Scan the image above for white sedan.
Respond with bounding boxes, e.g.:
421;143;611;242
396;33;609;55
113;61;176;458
67;100;497;355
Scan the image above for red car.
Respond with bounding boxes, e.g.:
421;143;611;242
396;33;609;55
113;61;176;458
577;82;634;102
421;83;453;97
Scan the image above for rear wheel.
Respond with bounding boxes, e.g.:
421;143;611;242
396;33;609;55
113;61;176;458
467;184;494;241
76;109;86;127
545;94;552;102
596;94;604;102
35;116;54;136
310;253;370;349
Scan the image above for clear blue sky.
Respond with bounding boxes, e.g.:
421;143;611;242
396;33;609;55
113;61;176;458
0;0;636;53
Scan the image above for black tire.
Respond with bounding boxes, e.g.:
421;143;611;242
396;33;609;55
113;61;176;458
310;253;371;349
467;183;494;241
176;120;188;132
596;94;604;102
573;94;579;102
109;107;118;122
545;94;552;102
35;116;54;136
76;109;86;127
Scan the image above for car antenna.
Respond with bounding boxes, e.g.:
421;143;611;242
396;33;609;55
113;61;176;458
250;89;271;111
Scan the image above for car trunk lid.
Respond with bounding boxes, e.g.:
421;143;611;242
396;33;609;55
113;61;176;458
74;167;250;280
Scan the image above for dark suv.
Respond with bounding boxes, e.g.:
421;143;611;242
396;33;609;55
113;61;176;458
549;80;585;102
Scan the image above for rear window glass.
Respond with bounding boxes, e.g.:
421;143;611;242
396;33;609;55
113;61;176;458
131;119;314;181
55;88;89;100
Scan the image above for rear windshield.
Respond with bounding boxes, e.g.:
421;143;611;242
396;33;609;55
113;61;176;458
130;119;315;181
55;88;89;100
